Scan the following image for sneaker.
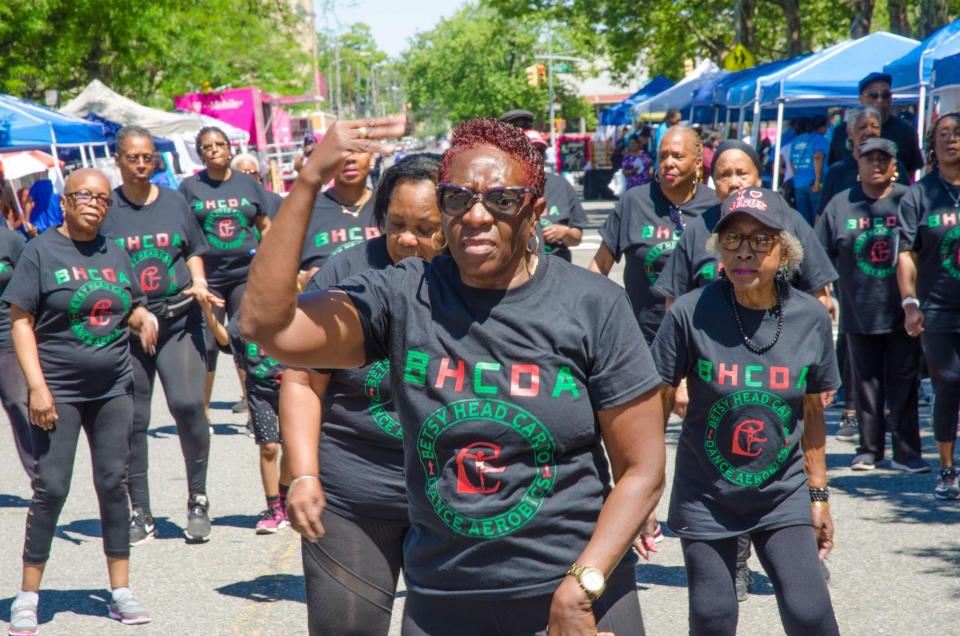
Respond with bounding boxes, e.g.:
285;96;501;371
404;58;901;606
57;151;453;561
255;504;288;535
8;595;38;636
107;590;151;625
128;509;156;547
890;457;932;474
735;565;753;603
934;467;960;500
231;399;248;413
185;494;211;542
851;452;877;471
835;413;858;443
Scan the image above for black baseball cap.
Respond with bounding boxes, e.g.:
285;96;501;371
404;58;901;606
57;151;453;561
858;137;898;157
499;109;535;129
858;72;892;94
717;187;790;233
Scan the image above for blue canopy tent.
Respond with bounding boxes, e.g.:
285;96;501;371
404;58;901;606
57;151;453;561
715;55;814;132
84;113;177;154
600;75;673;126
747;32;918;185
885;20;960;151
689;72;731;124
634;69;727;119
933;51;960;90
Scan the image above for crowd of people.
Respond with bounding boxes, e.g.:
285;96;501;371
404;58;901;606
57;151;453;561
0;66;956;636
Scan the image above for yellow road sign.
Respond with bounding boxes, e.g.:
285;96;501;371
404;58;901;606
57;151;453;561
723;44;755;71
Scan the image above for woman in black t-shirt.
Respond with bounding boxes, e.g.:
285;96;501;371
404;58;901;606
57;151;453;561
3;169;158;631
102;126;222;545
281;154;443;635
0;226;32;481
653;187;840;636
240;118;665;635
589;125;718;343
817;138;926;473
897;113;960;500
178;126;271;418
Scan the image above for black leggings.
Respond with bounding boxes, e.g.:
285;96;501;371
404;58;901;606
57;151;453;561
0;347;34;481
301;508;406;636
24;395;132;563
129;305;209;511
681;525;838;636
204;281;246;373
836;334;858;409
921;332;960;444
847;329;922;460
400;562;644;636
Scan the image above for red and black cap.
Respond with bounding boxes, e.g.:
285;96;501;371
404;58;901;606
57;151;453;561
717;187;790;233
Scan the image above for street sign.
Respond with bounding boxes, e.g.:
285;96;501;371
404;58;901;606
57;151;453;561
723;44;755;71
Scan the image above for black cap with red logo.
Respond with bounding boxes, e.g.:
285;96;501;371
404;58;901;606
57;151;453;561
717;187;790;233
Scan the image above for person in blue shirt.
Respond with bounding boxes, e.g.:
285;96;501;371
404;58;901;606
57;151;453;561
787;115;829;225
20;179;63;239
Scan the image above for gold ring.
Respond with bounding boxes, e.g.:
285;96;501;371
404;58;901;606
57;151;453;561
357;126;369;139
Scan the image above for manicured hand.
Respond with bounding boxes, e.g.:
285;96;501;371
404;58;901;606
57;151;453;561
184;284;225;309
541;224;568;244
633;512;660;561
811;503;835;559
28;384;57;430
286;478;327;543
301;116;407;187
547;576;603;636
904;305;924;337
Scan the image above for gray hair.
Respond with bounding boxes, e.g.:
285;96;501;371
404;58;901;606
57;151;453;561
115;125;153;153
706;229;804;274
231;153;261;173
845;105;882;132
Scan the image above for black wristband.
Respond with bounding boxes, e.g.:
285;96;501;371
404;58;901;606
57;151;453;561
809;487;830;502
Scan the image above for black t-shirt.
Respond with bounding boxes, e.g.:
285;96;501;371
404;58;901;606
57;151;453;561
2;230;146;402
898;171;960;333
816;184;907;334
335;254;660;598
540;173;588;262
227;319;284;398
599;182;718;342
654;202;838;300
829;115;923;173
102;187;208;308
301;191;380;270
0;227;25;349
308;236;406;523
178;171;268;288
652;282;840;540
817;156;909;216
265;190;284;220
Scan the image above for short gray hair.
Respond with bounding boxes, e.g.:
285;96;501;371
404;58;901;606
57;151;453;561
231;153;261;173
845;105;881;132
706;229;804;274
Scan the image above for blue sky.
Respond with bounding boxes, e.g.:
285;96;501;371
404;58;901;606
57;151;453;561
314;0;467;57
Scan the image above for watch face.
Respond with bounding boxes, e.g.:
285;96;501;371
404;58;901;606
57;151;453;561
582;569;605;592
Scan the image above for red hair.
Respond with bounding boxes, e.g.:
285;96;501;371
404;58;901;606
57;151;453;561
439;118;545;197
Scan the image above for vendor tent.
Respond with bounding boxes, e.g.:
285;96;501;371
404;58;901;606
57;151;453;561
0;94;105;148
84;113;177;154
600;75;673;126
931;52;960;113
634;61;722;116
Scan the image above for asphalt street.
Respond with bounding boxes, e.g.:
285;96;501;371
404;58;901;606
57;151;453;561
1;199;958;635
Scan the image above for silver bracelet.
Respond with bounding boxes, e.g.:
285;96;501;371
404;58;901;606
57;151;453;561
288;475;319;493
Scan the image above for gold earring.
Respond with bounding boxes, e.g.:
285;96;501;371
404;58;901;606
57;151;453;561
527;233;540;255
431;230;447;252
892;170;899;182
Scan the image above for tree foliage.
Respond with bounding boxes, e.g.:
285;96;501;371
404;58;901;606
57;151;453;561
0;0;311;108
401;4;595;131
316;23;393;117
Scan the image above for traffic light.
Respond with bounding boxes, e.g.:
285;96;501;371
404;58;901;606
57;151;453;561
537;64;546;84
525;65;540;87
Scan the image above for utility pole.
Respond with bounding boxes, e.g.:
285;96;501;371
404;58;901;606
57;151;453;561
547;35;556;172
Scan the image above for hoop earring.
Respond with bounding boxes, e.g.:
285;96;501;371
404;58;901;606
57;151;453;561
527;233;540;255
856;173;861;182
431;230;447;252
892;170;899;182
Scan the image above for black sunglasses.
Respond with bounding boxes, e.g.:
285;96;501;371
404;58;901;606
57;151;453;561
436;183;536;219
865;90;892;100
718;232;777;253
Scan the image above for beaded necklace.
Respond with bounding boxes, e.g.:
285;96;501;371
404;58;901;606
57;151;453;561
726;279;783;355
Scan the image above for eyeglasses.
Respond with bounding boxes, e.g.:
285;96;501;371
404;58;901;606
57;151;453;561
200;141;229;153
936;129;960;141
123;153;155;165
718;232;777;253
65;191;112;208
865;90;892;101
436;183;536;219
667;206;685;236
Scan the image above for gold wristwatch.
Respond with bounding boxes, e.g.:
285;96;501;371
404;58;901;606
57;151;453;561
566;563;606;601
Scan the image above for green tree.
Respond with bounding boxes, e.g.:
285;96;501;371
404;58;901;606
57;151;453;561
400;4;593;131
0;0;311;108
316;22;390;116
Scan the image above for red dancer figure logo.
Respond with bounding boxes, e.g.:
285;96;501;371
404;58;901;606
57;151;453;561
870;240;890;264
89;299;113;327
731;419;767;457
140;265;162;292
456;442;505;494
218;218;236;238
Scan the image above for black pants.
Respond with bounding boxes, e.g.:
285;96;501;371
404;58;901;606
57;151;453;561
681;525;838;636
400;563;644;636
921;332;960;443
24;395;132;563
836;334;858;409
301;509;407;636
847;329;923;461
204;280;246;373
129;305;209;512
0;347;34;481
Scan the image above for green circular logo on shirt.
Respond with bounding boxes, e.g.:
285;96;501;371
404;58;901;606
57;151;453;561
644;240;677;284
417;398;557;539
939;226;960;280
129;248;177;297
67;280;131;347
853;227;896;278
365;360;401;439
329;239;363;259
203;209;248;250
704;389;793;488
